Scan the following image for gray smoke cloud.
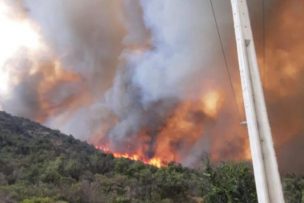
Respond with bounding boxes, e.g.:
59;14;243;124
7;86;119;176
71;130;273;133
1;0;303;173
0;0;253;161
1;0;126;140
133;0;221;102
100;0;237;158
23;0;125;95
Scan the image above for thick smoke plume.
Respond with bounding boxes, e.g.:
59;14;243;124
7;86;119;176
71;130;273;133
261;1;304;174
0;0;303;173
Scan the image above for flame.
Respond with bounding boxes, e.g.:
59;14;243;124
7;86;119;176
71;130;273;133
153;90;224;161
94;90;226;167
200;90;223;118
95;145;163;168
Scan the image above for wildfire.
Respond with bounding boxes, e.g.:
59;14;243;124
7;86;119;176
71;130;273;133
95;145;164;168
0;0;254;167
93;89;227;167
2;0;303;172
200;90;223;118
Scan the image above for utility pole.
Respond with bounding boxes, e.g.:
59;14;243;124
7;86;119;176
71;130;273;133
230;0;285;202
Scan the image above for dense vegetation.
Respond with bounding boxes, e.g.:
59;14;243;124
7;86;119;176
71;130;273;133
0;111;303;203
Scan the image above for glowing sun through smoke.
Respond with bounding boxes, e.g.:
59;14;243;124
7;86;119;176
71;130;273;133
0;1;44;98
0;1;87;123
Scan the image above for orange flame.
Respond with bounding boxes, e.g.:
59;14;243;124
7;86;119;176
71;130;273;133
93;89;227;167
95;145;164;168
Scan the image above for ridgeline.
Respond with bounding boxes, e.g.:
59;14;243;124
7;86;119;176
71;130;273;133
0;111;302;203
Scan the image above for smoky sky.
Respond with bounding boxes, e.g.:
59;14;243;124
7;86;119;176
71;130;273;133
0;0;303;174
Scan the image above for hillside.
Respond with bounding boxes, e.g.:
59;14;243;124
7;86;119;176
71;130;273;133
0;111;302;203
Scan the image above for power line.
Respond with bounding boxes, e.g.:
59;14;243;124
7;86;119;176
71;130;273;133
262;0;267;86
208;0;242;121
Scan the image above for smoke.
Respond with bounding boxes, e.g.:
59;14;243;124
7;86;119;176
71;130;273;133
0;0;126;139
24;0;125;90
0;0;303;173
132;0;218;102
260;0;304;174
96;0;247;164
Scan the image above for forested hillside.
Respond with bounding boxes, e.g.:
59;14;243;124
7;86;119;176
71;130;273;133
0;111;302;203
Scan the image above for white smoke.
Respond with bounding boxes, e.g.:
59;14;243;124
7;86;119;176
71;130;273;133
0;0;126;140
23;0;126;95
132;0;219;103
0;0;235;156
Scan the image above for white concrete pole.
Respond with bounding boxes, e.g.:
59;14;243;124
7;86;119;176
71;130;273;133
230;0;285;202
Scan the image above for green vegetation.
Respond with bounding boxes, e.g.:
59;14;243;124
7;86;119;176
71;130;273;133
0;111;303;203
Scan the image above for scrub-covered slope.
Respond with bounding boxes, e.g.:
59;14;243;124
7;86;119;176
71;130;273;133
0;111;301;203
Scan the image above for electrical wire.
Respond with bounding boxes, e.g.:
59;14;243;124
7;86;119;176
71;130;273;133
208;0;243;121
262;0;267;86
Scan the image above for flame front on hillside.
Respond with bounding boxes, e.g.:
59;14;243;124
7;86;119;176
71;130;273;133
95;145;164;168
